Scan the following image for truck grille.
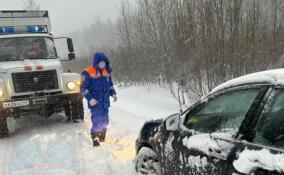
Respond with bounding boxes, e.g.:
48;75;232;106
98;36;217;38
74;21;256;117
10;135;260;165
12;70;59;93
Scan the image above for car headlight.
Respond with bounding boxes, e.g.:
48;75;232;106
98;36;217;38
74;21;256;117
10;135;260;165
67;82;76;90
0;89;3;98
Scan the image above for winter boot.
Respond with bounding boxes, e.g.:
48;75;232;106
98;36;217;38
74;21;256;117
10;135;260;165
91;132;100;147
99;128;107;142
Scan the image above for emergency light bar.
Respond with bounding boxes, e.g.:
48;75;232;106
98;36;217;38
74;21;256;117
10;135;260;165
0;10;52;35
26;25;47;33
0;27;14;33
0;25;48;34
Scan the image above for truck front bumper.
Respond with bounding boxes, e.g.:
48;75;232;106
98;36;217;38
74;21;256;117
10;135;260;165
0;92;82;111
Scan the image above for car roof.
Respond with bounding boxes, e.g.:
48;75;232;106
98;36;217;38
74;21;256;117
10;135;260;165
210;68;284;94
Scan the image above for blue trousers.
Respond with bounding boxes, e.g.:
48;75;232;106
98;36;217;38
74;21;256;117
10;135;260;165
90;107;109;133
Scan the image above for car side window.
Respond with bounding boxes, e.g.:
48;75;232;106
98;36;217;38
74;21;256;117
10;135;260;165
254;89;284;149
184;89;260;135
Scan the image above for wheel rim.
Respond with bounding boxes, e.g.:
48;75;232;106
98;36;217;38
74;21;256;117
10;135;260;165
136;155;161;175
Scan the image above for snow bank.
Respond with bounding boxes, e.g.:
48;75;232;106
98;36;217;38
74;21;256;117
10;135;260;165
112;86;179;120
233;149;284;174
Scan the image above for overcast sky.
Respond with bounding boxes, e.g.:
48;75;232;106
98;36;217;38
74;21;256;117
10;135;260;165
2;0;122;35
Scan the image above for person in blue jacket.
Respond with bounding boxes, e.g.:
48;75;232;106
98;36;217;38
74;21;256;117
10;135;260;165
80;52;117;147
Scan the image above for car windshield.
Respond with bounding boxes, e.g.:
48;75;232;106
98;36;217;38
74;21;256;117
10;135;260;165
0;36;57;61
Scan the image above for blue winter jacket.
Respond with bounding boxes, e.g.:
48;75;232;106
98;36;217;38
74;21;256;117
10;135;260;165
80;52;116;109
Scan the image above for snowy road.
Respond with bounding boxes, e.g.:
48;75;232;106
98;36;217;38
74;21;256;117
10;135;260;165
0;86;179;175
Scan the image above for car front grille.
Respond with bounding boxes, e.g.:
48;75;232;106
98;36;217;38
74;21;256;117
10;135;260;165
12;70;59;93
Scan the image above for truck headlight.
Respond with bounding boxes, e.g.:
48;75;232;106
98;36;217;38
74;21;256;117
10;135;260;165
0;89;3;98
67;82;76;90
75;80;81;86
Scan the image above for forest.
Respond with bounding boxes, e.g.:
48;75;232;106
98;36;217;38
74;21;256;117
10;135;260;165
64;0;284;102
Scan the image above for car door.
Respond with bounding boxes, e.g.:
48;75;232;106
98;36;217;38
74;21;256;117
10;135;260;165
161;87;266;175
230;88;284;175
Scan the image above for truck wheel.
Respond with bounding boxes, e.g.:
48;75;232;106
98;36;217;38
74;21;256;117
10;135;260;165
71;100;84;123
0;111;9;138
64;102;72;121
64;100;84;123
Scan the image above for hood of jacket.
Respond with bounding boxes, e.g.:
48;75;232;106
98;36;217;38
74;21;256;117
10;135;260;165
93;52;112;73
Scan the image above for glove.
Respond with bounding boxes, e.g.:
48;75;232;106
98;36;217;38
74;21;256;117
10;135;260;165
90;98;97;106
112;95;117;102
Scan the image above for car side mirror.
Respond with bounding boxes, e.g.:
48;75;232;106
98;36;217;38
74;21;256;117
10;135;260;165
68;52;75;60
165;113;180;131
67;38;74;53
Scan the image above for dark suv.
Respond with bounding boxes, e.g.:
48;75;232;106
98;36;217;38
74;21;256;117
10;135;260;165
135;69;284;175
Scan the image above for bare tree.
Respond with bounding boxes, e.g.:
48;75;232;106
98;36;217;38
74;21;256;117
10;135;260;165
62;0;284;104
23;0;40;10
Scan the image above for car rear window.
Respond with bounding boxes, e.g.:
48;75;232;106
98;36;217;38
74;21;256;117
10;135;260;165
254;89;284;149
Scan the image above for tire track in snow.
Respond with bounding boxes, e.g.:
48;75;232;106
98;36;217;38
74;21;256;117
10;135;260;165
74;134;86;175
1;114;86;175
1;118;44;175
2;135;13;175
40;107;138;175
10;115;82;174
111;106;150;121
45;117;86;175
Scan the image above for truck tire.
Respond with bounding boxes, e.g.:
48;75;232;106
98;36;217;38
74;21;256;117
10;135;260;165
64;100;84;123
64;102;72;121
0;111;9;138
71;100;84;123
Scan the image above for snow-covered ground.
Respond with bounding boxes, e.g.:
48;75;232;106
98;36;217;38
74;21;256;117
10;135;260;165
0;86;179;175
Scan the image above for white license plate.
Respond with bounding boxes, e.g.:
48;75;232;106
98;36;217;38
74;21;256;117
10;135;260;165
32;97;47;104
3;100;30;108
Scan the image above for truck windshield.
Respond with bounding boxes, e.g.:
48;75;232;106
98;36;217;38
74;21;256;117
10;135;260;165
0;36;57;61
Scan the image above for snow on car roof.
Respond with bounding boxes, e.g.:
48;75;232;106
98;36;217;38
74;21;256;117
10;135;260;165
211;68;284;94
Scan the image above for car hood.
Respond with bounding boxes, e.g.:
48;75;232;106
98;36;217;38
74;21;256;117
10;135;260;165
0;59;62;72
148;118;164;124
139;119;163;139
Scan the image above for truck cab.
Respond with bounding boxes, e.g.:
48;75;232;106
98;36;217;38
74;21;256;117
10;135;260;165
0;10;84;137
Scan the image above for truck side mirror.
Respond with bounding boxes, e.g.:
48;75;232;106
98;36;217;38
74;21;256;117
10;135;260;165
67;38;74;53
68;52;75;60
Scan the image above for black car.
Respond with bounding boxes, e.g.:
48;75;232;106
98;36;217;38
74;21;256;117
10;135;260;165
135;69;284;175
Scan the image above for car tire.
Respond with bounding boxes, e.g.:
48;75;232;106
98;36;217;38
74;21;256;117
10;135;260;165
135;147;162;175
0;111;9;138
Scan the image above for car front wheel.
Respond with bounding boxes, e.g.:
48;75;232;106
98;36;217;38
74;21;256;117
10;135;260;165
135;147;162;175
